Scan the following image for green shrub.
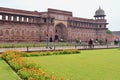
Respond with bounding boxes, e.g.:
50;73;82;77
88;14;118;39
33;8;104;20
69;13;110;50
21;49;81;57
52;51;60;55
62;50;71;54
71;49;80;54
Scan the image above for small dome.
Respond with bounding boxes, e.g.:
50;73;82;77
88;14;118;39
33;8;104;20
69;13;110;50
94;6;106;17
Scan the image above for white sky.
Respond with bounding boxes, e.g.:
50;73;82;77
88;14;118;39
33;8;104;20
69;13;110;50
0;0;120;31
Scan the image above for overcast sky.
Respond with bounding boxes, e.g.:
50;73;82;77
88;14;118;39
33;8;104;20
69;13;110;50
0;0;120;31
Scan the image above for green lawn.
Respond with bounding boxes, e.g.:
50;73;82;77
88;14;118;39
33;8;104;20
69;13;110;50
0;57;21;80
24;49;120;80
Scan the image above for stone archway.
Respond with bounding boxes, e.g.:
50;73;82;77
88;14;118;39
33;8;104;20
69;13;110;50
54;23;67;41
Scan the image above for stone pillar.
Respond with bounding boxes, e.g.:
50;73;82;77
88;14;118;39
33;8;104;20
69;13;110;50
24;17;27;22
33;17;37;23
2;14;5;20
46;18;48;23
37;17;40;23
13;15;17;21
8;15;11;21
28;17;31;23
19;16;22;22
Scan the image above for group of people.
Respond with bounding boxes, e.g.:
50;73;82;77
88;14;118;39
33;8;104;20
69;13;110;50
46;34;53;49
79;39;94;48
46;34;119;49
46;34;60;49
46;34;95;49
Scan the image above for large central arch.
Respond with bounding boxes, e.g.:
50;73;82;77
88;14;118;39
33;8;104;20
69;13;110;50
54;23;67;41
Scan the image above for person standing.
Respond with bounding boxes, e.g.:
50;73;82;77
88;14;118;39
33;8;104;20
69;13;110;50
88;39;93;48
49;36;53;49
46;34;48;49
79;39;82;45
105;39;108;45
55;34;59;42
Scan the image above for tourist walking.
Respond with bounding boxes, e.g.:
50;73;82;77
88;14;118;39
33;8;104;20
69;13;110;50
49;36;53;49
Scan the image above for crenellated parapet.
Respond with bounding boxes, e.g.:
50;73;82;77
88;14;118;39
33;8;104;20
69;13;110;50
67;17;108;30
0;7;55;25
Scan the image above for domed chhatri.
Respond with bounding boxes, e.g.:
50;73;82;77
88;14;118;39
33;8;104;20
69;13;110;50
94;6;106;19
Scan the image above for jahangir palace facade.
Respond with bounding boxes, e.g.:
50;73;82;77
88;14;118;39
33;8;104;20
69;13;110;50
0;7;108;42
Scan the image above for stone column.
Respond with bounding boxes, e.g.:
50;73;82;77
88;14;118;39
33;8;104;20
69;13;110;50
47;18;48;23
13;15;17;21
19;16;22;22
8;15;11;21
33;17;37;23
24;17;27;22
37;17;40;23
28;17;31;23
2;14;5;20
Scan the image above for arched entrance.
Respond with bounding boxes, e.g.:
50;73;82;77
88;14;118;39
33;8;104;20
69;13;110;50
54;23;67;41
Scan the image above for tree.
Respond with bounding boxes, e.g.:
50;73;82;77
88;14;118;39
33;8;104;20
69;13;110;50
106;30;112;34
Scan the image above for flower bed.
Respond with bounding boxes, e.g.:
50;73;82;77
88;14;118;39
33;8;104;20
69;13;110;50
1;50;53;80
1;50;80;80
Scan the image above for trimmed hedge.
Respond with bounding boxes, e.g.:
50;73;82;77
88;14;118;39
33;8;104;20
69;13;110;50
22;49;80;57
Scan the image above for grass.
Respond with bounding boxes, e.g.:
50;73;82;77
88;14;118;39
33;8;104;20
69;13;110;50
24;49;120;80
0;56;21;80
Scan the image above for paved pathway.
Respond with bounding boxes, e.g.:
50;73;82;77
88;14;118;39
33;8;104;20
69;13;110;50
0;45;119;53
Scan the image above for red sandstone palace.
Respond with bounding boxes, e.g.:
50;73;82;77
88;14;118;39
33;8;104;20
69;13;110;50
0;7;109;42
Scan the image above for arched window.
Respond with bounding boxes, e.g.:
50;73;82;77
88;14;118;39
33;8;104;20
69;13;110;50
11;16;13;21
27;17;29;22
22;17;24;22
6;15;8;20
43;18;46;23
17;16;19;21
